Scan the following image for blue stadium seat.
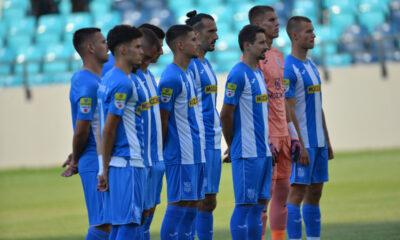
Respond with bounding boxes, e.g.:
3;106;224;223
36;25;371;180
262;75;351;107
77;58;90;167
215;49;241;72
273;28;290;51
37;14;65;35
51;71;74;84
329;12;356;34
43;44;74;73
14;46;43;74
0;21;7;39
358;11;386;33
90;0;111;16
27;73;53;86
94;11;122;34
7;34;32;52
324;0;357;14
8;16;36;36
353;52;378;63
339;24;369;55
64;13;92;35
293;0;318;23
358;0;389;15
1;74;23;87
323;53;352;66
36;32;61;49
216;32;237;51
385;50;400;62
196;0;222;12
58;0;72;16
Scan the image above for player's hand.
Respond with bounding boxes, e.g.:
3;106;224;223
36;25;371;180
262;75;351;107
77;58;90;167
298;145;310;166
222;148;231;163
97;173;109;192
61;153;78;177
291;139;301;162
270;143;279;166
327;142;334;160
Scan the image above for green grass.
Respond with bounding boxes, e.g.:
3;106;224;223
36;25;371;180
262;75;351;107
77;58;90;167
1;149;400;240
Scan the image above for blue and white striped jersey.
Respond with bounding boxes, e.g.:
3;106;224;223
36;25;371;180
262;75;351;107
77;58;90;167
136;69;163;163
158;63;205;165
97;67;147;168
284;55;325;148
223;62;272;159
188;58;222;150
70;70;100;173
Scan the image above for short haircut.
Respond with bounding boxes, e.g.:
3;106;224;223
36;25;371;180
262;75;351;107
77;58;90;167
73;27;101;56
286;16;312;40
238;24;266;52
107;25;143;55
165;25;194;50
185;10;214;30
139;23;165;40
139;27;161;50
248;5;274;24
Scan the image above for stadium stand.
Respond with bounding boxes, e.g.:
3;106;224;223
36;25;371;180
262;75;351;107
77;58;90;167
0;0;399;87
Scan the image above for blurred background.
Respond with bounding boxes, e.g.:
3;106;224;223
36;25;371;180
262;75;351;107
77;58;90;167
0;0;399;168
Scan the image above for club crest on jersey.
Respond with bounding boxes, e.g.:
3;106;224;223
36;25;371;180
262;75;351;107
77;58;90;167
226;83;237;97
205;84;217;94
114;93;127;109
80;98;92;113
283;78;290;92
161;88;173;103
307;85;321;94
189;97;198;107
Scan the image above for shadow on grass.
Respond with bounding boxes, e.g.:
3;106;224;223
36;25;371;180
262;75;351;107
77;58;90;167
4;221;400;240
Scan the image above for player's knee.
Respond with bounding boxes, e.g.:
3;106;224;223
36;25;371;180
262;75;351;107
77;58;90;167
199;197;217;212
304;187;323;204
288;184;306;205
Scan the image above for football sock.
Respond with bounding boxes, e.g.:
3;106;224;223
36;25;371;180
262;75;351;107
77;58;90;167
178;207;198;240
302;204;321;239
287;203;302;240
108;225;119;240
247;204;265;240
85;227;109;240
196;210;213;240
116;223;139;240
143;213;154;240
160;205;186;240
137;224;144;240
269;178;290;240
271;230;286;240
230;204;252;240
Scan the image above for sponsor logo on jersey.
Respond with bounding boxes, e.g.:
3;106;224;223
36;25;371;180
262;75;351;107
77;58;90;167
80;98;92;113
189;97;198;107
307;85;321;94
283;78;290;92
161;88;173;103
226;83;237;97
205;84;217;94
149;96;159;106
255;94;269;103
114;93;127;109
136;101;151;115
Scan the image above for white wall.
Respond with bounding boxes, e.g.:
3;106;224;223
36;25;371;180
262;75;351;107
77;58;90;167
0;63;399;169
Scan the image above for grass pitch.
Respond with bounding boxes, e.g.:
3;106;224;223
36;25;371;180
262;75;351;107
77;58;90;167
1;149;400;240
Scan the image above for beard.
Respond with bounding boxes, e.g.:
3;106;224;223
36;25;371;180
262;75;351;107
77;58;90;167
131;64;140;73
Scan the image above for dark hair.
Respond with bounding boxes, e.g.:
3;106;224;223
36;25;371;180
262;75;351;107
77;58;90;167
107;25;143;55
238;24;266;52
139;23;165;39
139;27;161;50
165;25;194;50
73;27;101;56
286;16;312;40
248;5;275;24
185;10;214;30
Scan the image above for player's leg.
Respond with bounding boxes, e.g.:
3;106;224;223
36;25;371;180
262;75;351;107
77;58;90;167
268;136;292;240
196;149;221;240
302;146;328;240
115;223;140;240
248;156;273;240
79;171;110;240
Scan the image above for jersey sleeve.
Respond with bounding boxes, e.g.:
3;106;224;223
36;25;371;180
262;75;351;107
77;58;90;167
76;83;97;121
158;75;182;112
107;79;133;116
223;70;244;106
284;66;297;98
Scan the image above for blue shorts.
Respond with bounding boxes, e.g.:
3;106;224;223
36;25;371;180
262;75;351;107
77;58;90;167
165;163;205;203
231;157;273;204
290;146;329;185
104;165;145;225
79;171;105;227
203;149;222;194
144;161;165;210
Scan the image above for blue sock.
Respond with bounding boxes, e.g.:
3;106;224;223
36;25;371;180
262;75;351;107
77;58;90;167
116;223;139;240
161;205;186;240
287;203;302;239
85;227;109;240
190;216;196;240
137;224;144;240
196;211;213;240
143;213;154;240
302;204;321;238
109;225;119;240
178;207;198;240
230;204;252;240
247;204;264;240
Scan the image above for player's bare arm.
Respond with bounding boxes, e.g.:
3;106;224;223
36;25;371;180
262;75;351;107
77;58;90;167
220;103;236;163
97;113;120;192
286;97;310;166
160;109;170;146
322;109;334;160
61;119;91;177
